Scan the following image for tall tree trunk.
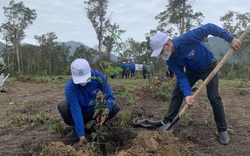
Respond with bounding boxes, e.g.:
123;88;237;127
180;1;186;35
15;41;21;72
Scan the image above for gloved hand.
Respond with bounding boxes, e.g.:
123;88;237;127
93;109;109;126
73;137;88;150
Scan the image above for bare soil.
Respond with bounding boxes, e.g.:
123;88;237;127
0;76;249;156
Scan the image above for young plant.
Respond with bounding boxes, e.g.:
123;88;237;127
87;61;122;155
119;112;131;126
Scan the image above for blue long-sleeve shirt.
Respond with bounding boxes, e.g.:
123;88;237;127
65;70;115;137
142;64;147;70
121;63;126;70
167;23;234;97
129;63;136;70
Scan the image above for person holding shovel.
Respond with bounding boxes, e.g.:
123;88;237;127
149;23;242;145
58;58;120;144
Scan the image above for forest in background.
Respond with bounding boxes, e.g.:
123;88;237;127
0;0;249;80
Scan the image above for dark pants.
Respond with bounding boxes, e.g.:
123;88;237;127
58;100;120;126
125;69;130;78
122;70;125;78
142;70;146;79
163;59;227;132
131;69;135;77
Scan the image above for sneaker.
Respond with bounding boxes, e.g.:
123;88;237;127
66;129;77;138
219;131;230;145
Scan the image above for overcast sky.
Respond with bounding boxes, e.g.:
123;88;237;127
0;0;249;48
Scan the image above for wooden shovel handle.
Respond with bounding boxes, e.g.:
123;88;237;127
178;27;250;118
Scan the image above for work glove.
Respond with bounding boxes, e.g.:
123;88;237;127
96;109;109;127
73;138;88;150
93;109;109;126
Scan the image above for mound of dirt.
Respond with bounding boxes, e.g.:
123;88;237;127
116;131;190;156
39;142;93;156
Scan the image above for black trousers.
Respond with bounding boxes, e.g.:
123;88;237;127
58;100;120;126
163;59;227;132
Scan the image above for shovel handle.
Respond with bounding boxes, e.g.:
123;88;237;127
178;27;250;118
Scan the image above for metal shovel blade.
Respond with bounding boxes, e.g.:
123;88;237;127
157;116;180;131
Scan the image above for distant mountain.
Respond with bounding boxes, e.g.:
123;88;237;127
205;37;230;59
0;38;233;62
56;41;91;56
0;40;118;61
56;41;118;61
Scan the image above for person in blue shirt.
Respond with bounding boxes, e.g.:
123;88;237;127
58;58;120;143
130;61;136;78
121;62;126;78
110;70;116;79
150;61;155;76
125;61;130;78
142;62;147;79
149;23;242;145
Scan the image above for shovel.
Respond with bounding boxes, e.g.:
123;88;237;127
158;27;250;131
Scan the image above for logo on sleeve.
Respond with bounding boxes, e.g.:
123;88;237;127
188;50;195;56
92;89;98;94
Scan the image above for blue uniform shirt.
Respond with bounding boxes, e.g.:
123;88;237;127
167;23;234;97
130;62;136;70
121;63;126;70
65;70;115;137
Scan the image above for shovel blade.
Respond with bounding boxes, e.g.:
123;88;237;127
157;116;180;131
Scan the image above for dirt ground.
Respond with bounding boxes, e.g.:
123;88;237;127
0;76;249;156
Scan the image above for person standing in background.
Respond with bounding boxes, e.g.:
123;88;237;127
121;62;126;78
125;61;130;79
130;61;136;78
150;61;155;76
142;62;147;79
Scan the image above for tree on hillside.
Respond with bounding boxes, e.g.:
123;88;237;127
84;0;110;62
103;23;125;61
34;32;58;76
155;0;204;36
220;11;250;79
20;44;39;74
123;38;143;63
0;0;37;72
54;43;71;75
72;45;97;65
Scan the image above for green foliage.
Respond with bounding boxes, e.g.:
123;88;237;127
114;88;134;105
7;112;64;133
84;0;109;62
157;82;174;101
119;112;131;126
100;61;123;77
1;0;37;72
205;117;216;128
155;0;204;35
24;101;33;108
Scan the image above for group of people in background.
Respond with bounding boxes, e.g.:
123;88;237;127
121;61;157;79
142;61;155;79
121;61;135;78
121;61;173;79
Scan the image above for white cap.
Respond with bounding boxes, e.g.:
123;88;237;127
150;32;170;57
70;59;91;84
